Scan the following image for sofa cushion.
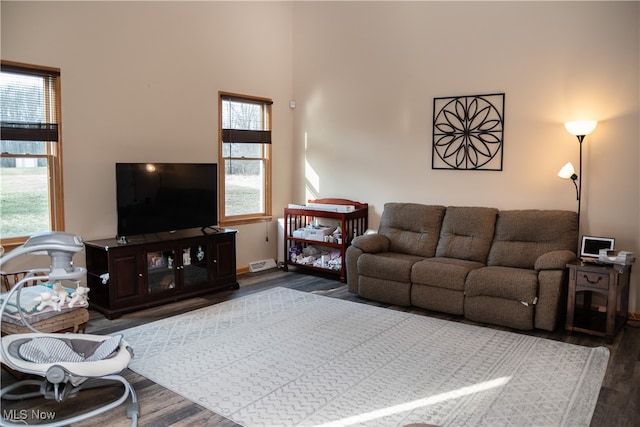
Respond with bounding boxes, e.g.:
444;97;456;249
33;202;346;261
411;257;484;291
466;266;538;304
378;203;446;257
411;283;465;315
358;276;411;306
357;252;424;283
487;210;578;269
465;296;534;330
435;206;498;263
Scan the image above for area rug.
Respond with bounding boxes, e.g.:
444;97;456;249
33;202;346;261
119;287;609;427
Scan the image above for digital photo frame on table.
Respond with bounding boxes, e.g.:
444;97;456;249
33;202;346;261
580;235;615;261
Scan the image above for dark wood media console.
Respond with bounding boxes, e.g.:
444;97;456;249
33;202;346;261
85;228;238;319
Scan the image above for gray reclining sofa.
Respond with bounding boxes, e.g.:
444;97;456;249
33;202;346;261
345;203;578;331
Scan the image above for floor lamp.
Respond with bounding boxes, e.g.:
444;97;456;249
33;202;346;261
558;120;598;228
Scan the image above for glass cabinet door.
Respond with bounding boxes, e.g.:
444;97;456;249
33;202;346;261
146;248;176;294
182;243;209;287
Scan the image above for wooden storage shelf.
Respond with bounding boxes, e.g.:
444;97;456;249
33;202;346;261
283;198;368;282
85;228;238;319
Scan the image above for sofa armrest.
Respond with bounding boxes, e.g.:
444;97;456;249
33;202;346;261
351;234;389;253
534;250;577;271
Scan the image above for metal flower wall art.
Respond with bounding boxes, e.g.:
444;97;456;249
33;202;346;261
432;93;505;170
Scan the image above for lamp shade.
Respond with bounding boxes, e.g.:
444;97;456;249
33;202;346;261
558;162;576;179
564;120;597;136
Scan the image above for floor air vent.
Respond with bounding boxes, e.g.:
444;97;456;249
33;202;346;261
249;258;277;272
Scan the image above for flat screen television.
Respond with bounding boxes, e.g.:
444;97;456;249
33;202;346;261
115;163;218;237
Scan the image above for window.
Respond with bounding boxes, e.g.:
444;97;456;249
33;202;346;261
0;61;64;248
219;92;272;225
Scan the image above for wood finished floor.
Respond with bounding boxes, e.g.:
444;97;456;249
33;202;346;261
2;268;639;427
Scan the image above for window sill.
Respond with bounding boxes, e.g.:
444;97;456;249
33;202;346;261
220;216;273;227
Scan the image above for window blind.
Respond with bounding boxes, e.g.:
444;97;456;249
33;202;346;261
1;63;60;142
221;129;271;144
221;95;272;144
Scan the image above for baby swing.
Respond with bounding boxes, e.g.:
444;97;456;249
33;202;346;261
0;232;139;427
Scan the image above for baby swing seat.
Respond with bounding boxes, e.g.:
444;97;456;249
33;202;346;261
0;232;139;427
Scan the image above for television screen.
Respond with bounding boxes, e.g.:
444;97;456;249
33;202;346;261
116;163;218;237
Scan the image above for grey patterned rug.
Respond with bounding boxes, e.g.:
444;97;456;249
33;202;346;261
120;287;609;427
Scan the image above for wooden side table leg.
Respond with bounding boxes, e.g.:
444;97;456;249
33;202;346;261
565;268;577;334
605;271;617;343
620;269;630;323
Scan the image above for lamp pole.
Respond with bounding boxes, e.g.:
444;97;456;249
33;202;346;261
576;134;585;227
564;120;597;230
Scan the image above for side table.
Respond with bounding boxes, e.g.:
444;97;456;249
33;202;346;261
565;260;632;343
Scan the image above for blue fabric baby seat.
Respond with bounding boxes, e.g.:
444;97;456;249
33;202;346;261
0;232;139;427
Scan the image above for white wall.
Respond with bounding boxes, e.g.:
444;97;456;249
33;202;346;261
3;1;639;313
1;1;294;270
292;1;640;311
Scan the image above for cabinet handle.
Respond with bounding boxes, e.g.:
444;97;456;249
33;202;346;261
582;274;602;285
138;273;143;277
